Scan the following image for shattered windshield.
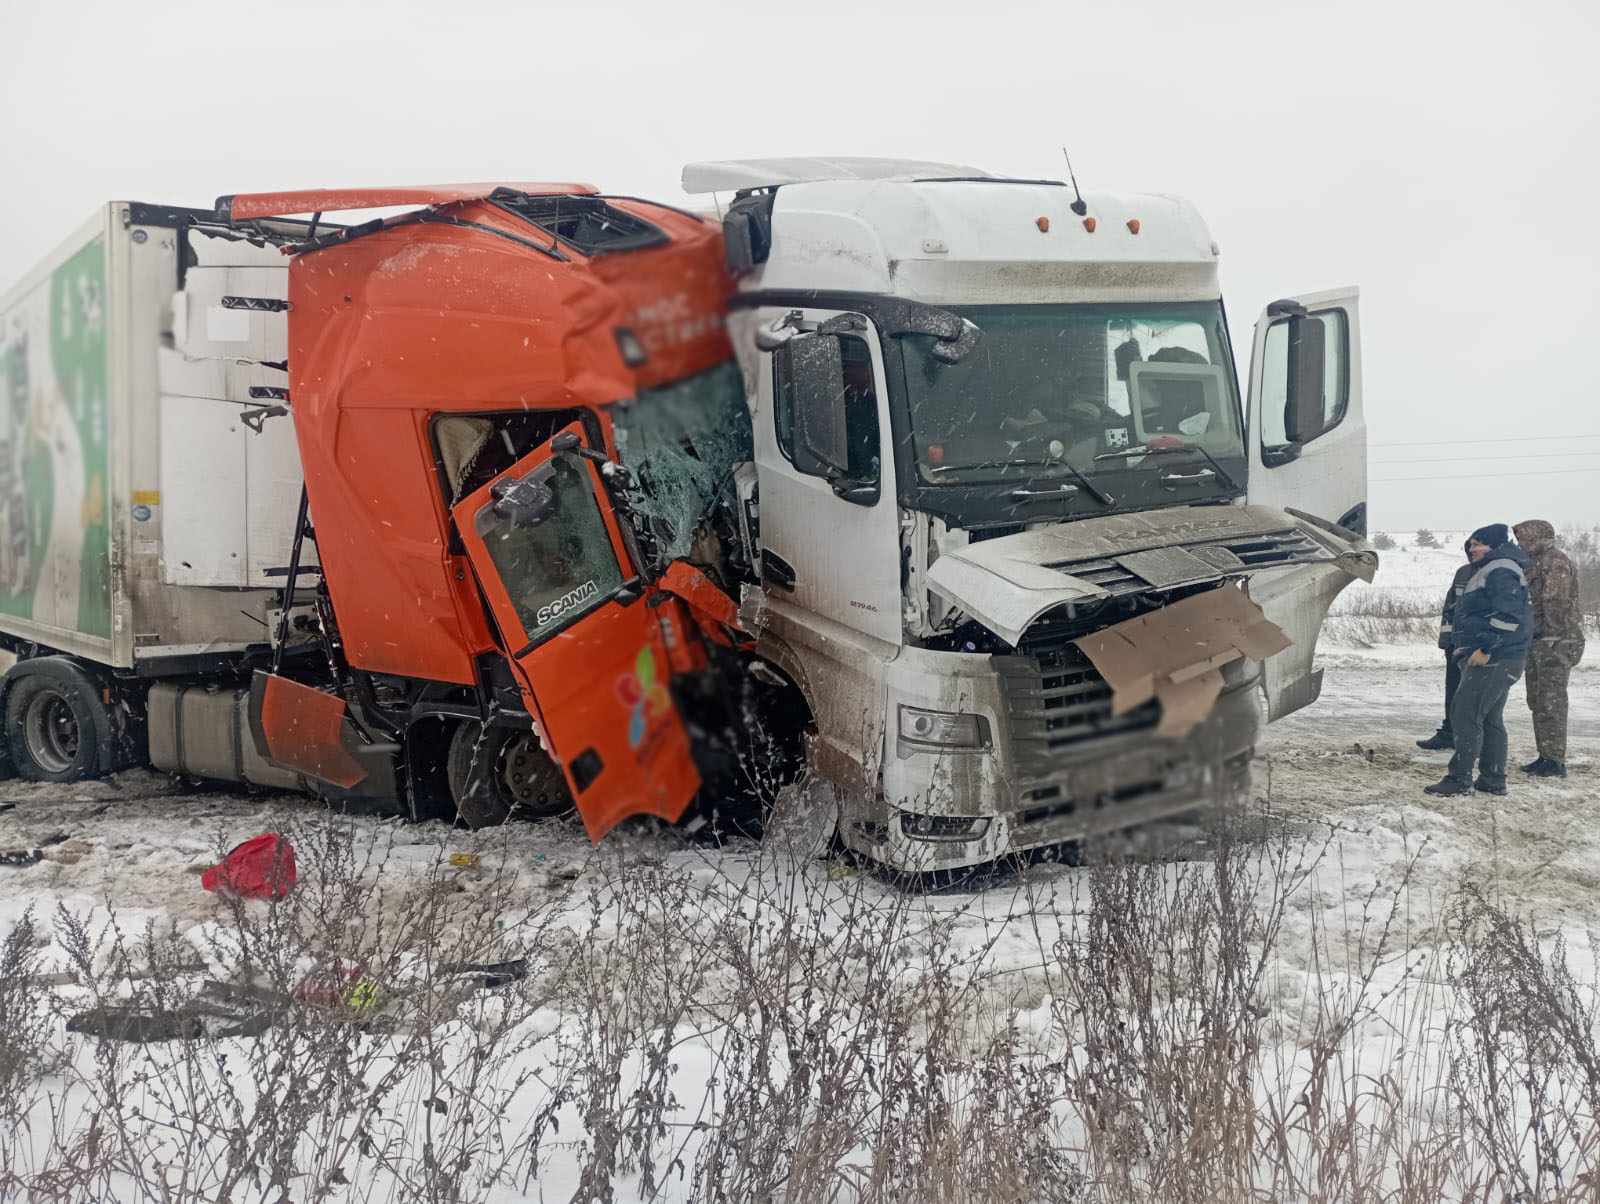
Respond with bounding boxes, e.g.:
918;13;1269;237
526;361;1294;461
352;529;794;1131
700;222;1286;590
902;303;1243;485
611;360;753;562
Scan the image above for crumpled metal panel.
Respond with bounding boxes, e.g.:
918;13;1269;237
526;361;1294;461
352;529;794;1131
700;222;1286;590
925;504;1357;648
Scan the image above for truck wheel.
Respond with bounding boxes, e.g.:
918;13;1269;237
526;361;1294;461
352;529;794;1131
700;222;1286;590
446;721;571;828
5;673;105;782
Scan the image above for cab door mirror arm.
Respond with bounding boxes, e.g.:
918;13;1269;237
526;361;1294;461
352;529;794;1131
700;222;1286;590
1261;441;1304;468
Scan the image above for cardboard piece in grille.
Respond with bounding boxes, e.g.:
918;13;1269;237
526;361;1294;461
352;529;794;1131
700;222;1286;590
1072;586;1291;738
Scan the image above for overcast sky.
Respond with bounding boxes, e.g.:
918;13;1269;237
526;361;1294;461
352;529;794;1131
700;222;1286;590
3;0;1595;531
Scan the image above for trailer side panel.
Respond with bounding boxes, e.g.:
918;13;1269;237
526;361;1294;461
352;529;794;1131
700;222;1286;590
0;211;115;662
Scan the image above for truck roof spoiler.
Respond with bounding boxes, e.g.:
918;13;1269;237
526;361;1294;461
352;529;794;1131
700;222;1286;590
215;183;598;221
681;158;990;194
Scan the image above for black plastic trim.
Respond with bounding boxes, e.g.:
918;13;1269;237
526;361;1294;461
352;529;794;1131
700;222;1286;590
570;748;603;792
125;202;216;228
761;549;796;591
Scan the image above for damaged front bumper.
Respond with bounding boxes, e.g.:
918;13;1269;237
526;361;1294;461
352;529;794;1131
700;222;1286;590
835;643;1261;873
828;503;1374;872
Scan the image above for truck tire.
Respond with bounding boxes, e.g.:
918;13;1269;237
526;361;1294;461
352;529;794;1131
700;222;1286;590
446;721;571;828
4;662;112;783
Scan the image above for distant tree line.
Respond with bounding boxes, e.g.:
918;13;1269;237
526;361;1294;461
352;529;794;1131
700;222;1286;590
1558;525;1600;620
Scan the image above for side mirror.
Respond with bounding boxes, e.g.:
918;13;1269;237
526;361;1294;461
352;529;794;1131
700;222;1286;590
1284;315;1327;443
490;475;559;527
781;333;850;480
550;429;609;465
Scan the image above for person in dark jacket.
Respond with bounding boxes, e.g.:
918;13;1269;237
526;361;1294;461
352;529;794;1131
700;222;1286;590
1426;524;1534;797
1416;539;1480;750
1513;519;1586;777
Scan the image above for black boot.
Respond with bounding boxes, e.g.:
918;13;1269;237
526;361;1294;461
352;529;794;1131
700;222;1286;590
1474;776;1508;796
1416;729;1455;751
1524;758;1568;778
1424;776;1473;797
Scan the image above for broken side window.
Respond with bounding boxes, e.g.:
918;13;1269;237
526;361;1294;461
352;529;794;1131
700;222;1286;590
435;409;589;504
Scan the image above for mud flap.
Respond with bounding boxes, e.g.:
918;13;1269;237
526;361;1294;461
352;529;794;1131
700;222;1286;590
246;671;397;796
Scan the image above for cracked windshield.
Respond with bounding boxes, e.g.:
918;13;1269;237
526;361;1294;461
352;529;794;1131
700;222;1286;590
905;302;1244;484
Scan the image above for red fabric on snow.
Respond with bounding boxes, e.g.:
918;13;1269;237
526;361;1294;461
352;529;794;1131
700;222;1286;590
201;833;297;900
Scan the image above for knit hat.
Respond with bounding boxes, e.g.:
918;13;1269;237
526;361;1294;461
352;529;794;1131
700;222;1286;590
1469;523;1509;548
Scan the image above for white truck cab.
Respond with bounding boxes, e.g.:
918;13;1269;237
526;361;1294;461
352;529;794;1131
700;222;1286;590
684;158;1374;872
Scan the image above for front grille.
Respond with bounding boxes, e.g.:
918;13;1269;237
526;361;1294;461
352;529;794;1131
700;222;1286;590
1044;557;1141;592
996;639;1161;779
1221;528;1327;567
1043;527;1329;594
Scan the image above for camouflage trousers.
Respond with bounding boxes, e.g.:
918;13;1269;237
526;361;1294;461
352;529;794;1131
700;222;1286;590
1525;636;1586;763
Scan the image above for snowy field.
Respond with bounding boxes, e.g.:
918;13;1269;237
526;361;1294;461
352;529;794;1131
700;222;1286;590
0;541;1596;1202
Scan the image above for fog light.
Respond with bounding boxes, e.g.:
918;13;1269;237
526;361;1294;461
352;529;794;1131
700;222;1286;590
900;813;992;842
897;705;988;750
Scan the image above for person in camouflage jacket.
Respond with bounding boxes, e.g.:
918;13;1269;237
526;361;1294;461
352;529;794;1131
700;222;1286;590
1513;519;1585;776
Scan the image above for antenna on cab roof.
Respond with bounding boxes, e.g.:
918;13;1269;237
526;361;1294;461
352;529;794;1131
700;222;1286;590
1061;147;1088;216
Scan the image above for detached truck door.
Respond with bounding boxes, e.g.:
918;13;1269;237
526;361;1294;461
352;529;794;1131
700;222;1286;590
1245;286;1370;721
453;424;701;840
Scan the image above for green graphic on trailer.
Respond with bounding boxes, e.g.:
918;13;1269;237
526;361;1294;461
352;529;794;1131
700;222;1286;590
0;237;110;639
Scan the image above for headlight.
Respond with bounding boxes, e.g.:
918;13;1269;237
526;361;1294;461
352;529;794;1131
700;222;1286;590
897;705;989;750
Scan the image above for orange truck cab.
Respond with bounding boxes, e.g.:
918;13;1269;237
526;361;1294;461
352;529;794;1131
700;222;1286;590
222;183;779;838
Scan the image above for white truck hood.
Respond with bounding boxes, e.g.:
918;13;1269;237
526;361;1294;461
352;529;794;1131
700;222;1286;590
925;504;1375;646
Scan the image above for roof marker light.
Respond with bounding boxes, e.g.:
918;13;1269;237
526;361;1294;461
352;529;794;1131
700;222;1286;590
1127;218;1141;234
1082;217;1097;233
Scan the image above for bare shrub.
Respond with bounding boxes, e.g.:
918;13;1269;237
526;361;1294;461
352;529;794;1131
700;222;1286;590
1443;886;1600;1199
2;796;1599;1202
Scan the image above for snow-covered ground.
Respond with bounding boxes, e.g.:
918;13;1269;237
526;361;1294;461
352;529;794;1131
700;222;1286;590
0;540;1594;1201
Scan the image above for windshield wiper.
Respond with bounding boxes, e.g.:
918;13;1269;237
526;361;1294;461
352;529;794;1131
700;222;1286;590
1093;443;1240;492
937;458;1115;506
1019;457;1115;506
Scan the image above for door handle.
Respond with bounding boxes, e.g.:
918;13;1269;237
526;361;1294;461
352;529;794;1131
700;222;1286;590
1160;469;1215;485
